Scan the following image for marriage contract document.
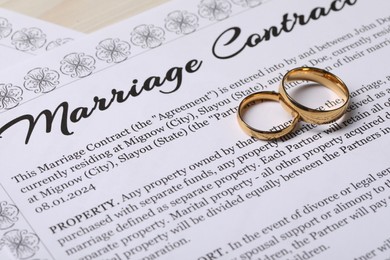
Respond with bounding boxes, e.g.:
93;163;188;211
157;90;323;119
0;0;389;259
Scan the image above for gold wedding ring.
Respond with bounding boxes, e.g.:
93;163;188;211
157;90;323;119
237;91;300;140
279;67;349;124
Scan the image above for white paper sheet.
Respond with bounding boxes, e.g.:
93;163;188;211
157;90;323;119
0;0;389;259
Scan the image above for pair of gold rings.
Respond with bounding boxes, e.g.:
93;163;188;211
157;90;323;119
237;67;350;140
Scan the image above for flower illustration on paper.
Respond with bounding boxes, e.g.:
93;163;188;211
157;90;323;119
0;83;23;110
11;27;47;51
198;0;232;21
130;24;165;49
0;202;19;230
0;17;12;39
0;229;40;259
96;38;131;63
24;68;60;93
165;10;199;35
60;52;96;78
46;38;74;51
231;0;262;8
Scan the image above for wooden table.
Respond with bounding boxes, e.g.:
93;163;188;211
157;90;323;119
0;0;170;33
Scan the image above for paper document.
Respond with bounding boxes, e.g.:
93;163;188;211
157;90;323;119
0;0;389;259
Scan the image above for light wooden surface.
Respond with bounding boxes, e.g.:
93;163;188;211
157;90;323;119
0;0;170;33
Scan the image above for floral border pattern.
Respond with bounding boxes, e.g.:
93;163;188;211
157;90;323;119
23;68;60;94
165;10;199;35
60;53;96;78
0;17;12;40
0;83;23;110
46;38;74;51
0;0;264;113
198;0;232;21
130;24;166;49
0;13;79;53
11;27;47;52
0;200;43;259
0;201;19;230
232;0;263;8
96;38;131;63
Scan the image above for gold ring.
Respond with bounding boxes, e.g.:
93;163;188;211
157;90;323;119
279;67;349;124
237;91;300;140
